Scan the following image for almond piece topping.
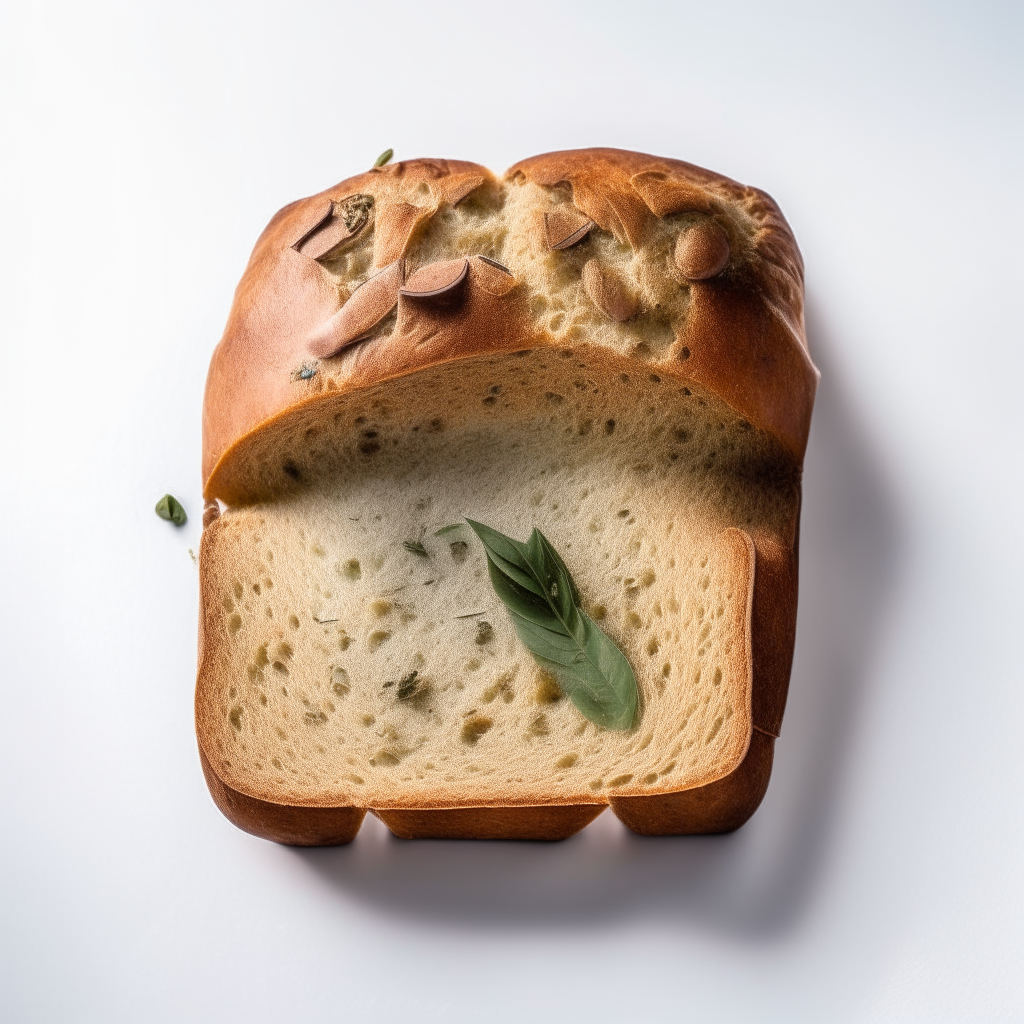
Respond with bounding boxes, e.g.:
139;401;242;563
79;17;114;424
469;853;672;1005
674;220;730;280
373;202;428;268
470;255;516;296
581;260;638;322
307;259;405;358
293;195;373;261
292;201;333;249
400;257;469;299
544;207;595;250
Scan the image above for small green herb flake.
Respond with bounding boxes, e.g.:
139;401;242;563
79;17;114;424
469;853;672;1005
466;519;638;731
396;670;419;701
403;540;429;558
374;148;394;168
434;524;464;536
155;494;187;526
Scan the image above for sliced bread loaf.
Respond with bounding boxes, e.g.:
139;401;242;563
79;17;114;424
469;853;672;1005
196;149;816;842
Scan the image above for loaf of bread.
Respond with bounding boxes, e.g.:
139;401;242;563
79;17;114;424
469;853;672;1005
196;148;817;844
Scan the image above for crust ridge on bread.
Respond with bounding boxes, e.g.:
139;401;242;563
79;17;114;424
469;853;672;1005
196;148;816;843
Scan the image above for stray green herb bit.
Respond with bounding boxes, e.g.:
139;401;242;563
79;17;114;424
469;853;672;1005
155;494;187;526
374;148;394;168
454;611;485;619
396;670;420;701
434;524;464;536
403;540;429;558
466;519;638;731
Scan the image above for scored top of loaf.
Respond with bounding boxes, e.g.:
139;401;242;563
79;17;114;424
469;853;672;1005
202;148;818;503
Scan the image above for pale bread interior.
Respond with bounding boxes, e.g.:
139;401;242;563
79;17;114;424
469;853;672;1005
197;351;797;808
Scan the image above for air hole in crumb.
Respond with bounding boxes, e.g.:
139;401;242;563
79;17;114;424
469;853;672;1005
227;614;242;633
449;541;469;564
332;667;350;696
528;714;549;737
288;614;300;629
608;774;633;788
556;754;578;769
534;672;563;704
605;419;616;435
228;706;242;732
461;715;493;745
343;559;362;581
368;630;391;651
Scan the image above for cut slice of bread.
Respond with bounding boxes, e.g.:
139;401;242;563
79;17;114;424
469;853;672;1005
196;149;816;842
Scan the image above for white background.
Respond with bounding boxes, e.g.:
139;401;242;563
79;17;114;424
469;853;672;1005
1;1;1022;1020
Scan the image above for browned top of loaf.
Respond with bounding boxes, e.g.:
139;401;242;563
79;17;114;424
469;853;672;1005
203;148;817;499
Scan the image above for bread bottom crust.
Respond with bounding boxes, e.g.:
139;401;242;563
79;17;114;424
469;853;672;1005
373;804;607;841
199;744;366;846
609;728;774;835
198;733;773;844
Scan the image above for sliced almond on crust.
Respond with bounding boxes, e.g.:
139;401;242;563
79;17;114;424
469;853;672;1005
630;170;714;217
582;260;638;322
544;207;595;249
432;173;486;208
374;202;428;268
675;220;730;280
307;259;405;358
470;255;516;296
400;257;470;299
293;195;373;261
292;201;334;251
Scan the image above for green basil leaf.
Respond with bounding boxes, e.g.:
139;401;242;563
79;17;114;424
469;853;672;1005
155;493;187;526
374;148;394;168
466;518;637;731
467;519;545;596
434;524;464;536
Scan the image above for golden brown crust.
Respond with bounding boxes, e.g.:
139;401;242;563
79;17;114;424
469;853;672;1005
373;804;607;841
198;744;366;845
610;729;775;835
